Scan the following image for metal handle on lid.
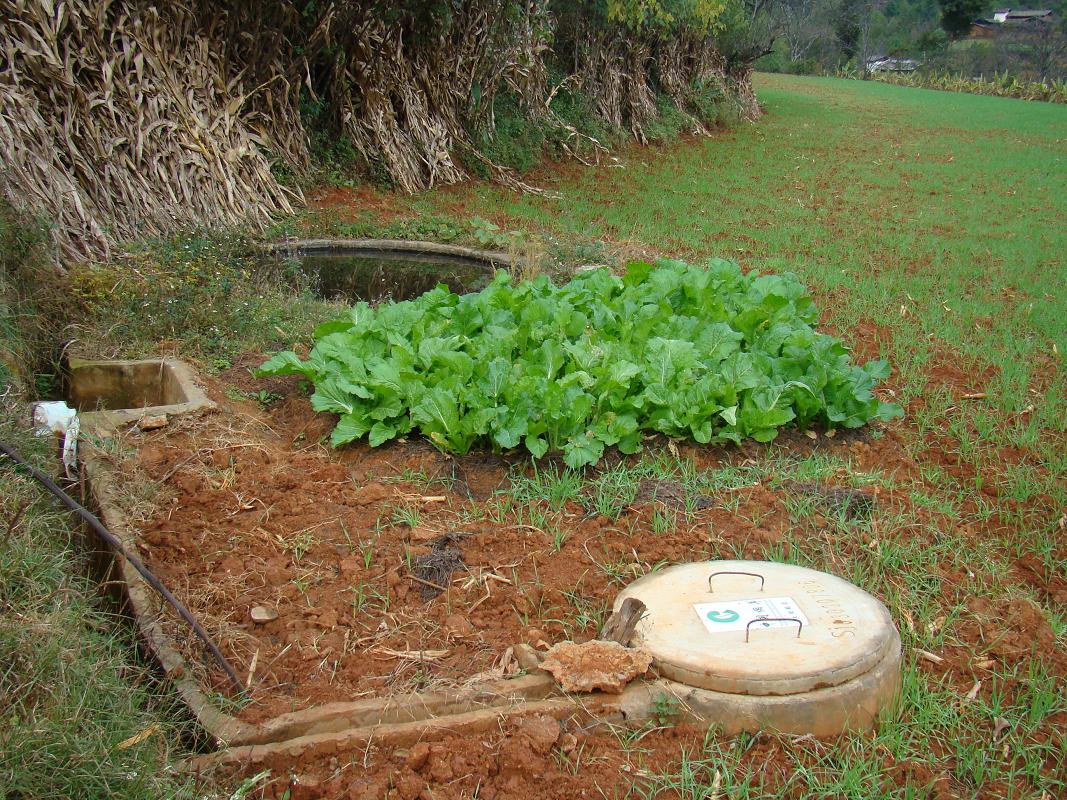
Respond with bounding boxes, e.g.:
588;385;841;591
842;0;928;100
707;570;765;593
745;617;803;643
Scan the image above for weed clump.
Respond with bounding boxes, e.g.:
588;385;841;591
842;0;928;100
68;230;330;362
0;201;72;395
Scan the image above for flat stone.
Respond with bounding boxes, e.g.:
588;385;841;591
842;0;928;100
138;413;168;430
517;714;561;754
444;614;474;638
405;741;430;771
524;628;549;647
408;526;441;542
540;640;652;694
352;482;392;506
250;605;279;624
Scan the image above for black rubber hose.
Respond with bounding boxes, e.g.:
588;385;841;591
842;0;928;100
0;440;245;695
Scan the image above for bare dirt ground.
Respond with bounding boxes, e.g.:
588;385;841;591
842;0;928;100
113;335;1066;798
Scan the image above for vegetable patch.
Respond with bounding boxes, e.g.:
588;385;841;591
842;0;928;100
258;260;901;467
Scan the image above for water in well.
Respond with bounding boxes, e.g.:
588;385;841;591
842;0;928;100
293;249;495;304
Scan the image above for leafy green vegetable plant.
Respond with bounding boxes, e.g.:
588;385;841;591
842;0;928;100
258;259;901;467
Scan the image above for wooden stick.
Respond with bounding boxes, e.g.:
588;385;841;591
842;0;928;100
407;574;448;593
600;597;647;646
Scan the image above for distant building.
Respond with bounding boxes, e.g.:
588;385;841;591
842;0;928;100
866;56;921;72
970;9;1054;38
991;8;1053;23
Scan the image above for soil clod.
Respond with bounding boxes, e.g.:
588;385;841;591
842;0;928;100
540;640;653;693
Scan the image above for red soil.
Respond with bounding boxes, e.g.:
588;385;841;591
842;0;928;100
116;343;1064;798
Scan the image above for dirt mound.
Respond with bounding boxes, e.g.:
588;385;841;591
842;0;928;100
236;720;711;799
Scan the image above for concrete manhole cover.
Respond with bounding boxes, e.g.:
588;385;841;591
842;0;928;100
613;560;902;734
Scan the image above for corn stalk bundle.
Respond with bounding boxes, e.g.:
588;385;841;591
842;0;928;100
1;1;760;262
279;0;553;194
210;2;311;174
666;33;763;123
570;26;659;143
567;22;761;143
0;0;299;263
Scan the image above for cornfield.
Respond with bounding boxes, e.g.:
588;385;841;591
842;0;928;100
0;1;760;263
868;69;1067;104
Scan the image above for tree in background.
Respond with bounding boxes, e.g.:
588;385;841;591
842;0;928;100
836;0;871;59
835;0;863;58
1000;15;1067;80
882;0;944;54
776;0;833;61
936;0;988;38
756;0;1065;78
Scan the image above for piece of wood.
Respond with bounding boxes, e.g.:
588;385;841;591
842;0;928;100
915;648;944;664
599;597;646;646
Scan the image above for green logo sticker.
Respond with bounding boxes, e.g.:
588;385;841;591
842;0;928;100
706;609;741;624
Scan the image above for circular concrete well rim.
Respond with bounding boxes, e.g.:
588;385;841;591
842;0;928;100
265;238;513;270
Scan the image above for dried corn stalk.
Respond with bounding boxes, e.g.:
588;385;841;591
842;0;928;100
0;0;758;263
0;0;299;263
571;25;762;142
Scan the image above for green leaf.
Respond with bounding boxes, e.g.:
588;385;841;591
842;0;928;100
368;420;399;447
876;401;904;421
331;413;369;446
492;411;528;449
313;319;354;339
310;377;356;415
525;435;549;459
623;260;655;285
256;351;311;378
563;431;604;469
863;359;892;382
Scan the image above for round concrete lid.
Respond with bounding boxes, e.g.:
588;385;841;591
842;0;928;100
614;560;898;696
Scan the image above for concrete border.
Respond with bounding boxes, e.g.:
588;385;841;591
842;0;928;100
71;358;215;434
265;238;513;269
185;638;901;771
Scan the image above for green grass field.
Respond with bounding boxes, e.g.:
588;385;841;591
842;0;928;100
405;72;1067;582
419;74;1066;420
393;73;1066;798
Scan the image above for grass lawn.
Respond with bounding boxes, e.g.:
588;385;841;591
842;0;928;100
418;73;1066;428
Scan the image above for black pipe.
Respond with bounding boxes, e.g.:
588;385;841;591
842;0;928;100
0;440;245;695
